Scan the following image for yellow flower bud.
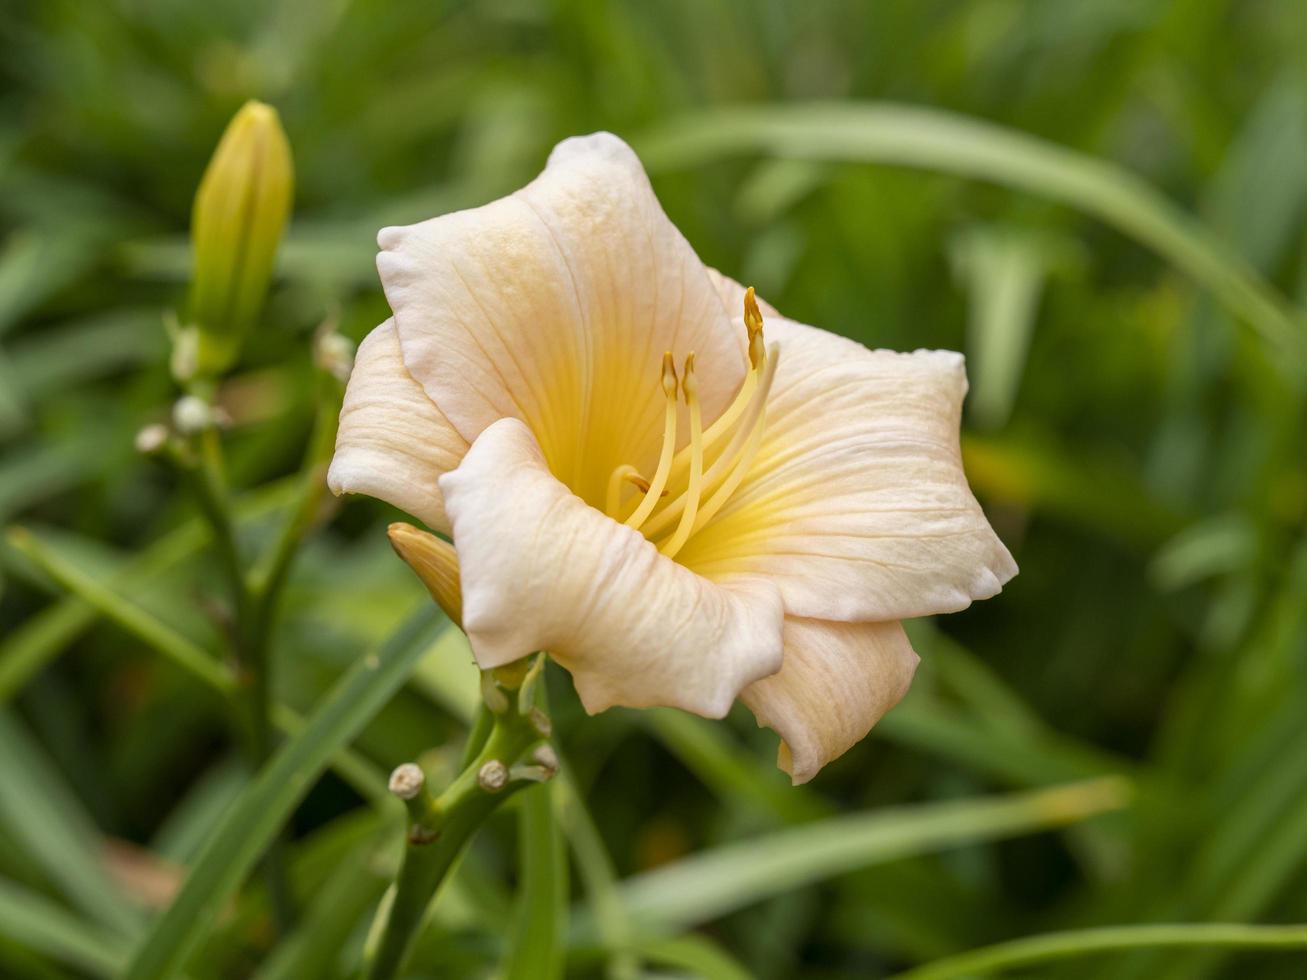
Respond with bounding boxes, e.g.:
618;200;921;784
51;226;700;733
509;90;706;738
187;100;293;378
387;523;463;627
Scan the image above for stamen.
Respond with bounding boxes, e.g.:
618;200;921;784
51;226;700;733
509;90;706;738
605;464;640;519
640;341;771;539
624;352;679;531
662;285;766;485
659;353;703;559
690;343;779;533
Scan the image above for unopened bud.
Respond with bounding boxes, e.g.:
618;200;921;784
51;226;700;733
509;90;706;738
135;424;170;455
532;744;559;775
387;522;462;626
528;707;552;738
172;395;214;435
478;760;509;793
188;100;293;377
315;331;355;382
388;763;426;801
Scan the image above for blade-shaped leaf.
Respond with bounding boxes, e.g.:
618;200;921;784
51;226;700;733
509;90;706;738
121;606;445;980
636;102;1306;357
580;778;1130;939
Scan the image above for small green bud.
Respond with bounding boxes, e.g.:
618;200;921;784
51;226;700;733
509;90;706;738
187;100;293;378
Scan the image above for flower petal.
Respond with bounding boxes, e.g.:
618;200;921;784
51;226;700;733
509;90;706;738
440;417;784;718
678;314;1017;622
327;320;467;534
377;133;746;509
742;617;918;784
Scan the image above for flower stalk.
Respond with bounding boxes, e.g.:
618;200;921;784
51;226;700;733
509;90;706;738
149;333;348;932
366;662;553;980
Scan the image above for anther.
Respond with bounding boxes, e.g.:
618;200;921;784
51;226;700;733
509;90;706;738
744;287;766;368
660;352;704;559
744;287;764;340
661;350;678;398
605;463;641;518
681;352;698;403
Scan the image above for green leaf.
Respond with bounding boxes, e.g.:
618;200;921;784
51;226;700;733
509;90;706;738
625;934;754;980
149;759;247;865
635;102;1306;357
121;606;445;980
5;526;235;694
0;480;295;705
500;783;568;980
0;877;129;978
641;709;829;824
555;765;638;980
892;923;1307;980
949;224;1056;429
582;778;1131;939
0;709;141;938
252;848;390;980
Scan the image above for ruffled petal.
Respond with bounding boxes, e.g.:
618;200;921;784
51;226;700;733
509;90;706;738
327;320;467;534
678;313;1017;622
440;417;784;718
742;617;918;784
378;133;746;509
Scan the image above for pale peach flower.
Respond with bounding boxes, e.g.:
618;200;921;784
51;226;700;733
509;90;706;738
329;133;1015;783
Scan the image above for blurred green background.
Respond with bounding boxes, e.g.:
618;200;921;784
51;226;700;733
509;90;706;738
3;0;1307;977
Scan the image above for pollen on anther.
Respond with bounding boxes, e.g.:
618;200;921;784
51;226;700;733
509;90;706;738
661;351;678;398
744;287;766;368
744;286;764;340
681;352;698;402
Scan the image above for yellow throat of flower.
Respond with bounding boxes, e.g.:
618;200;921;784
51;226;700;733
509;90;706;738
604;287;779;561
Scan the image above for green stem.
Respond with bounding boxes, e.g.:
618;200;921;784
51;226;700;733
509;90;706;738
175;367;343;933
367;698;549;980
251;371;341;602
458;705;494;770
892;923;1307;980
555;765;638;980
4;524;387;799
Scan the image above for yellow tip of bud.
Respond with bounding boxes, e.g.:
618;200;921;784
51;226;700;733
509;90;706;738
387;523;462;627
681;351;698;402
188;100;294;379
661;351;678;398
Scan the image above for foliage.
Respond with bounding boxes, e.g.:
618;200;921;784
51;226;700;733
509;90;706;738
1;1;1306;977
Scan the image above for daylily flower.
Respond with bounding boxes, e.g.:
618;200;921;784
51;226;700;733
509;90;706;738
329;133;1016;783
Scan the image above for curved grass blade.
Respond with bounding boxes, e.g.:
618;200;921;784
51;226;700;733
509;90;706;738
624;935;753;980
121;606;444;980
0;877;129;978
0;481;294;704
891;923;1307;979
581;777;1130;940
252;849;389;980
0;709;141;937
635;102;1306;357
